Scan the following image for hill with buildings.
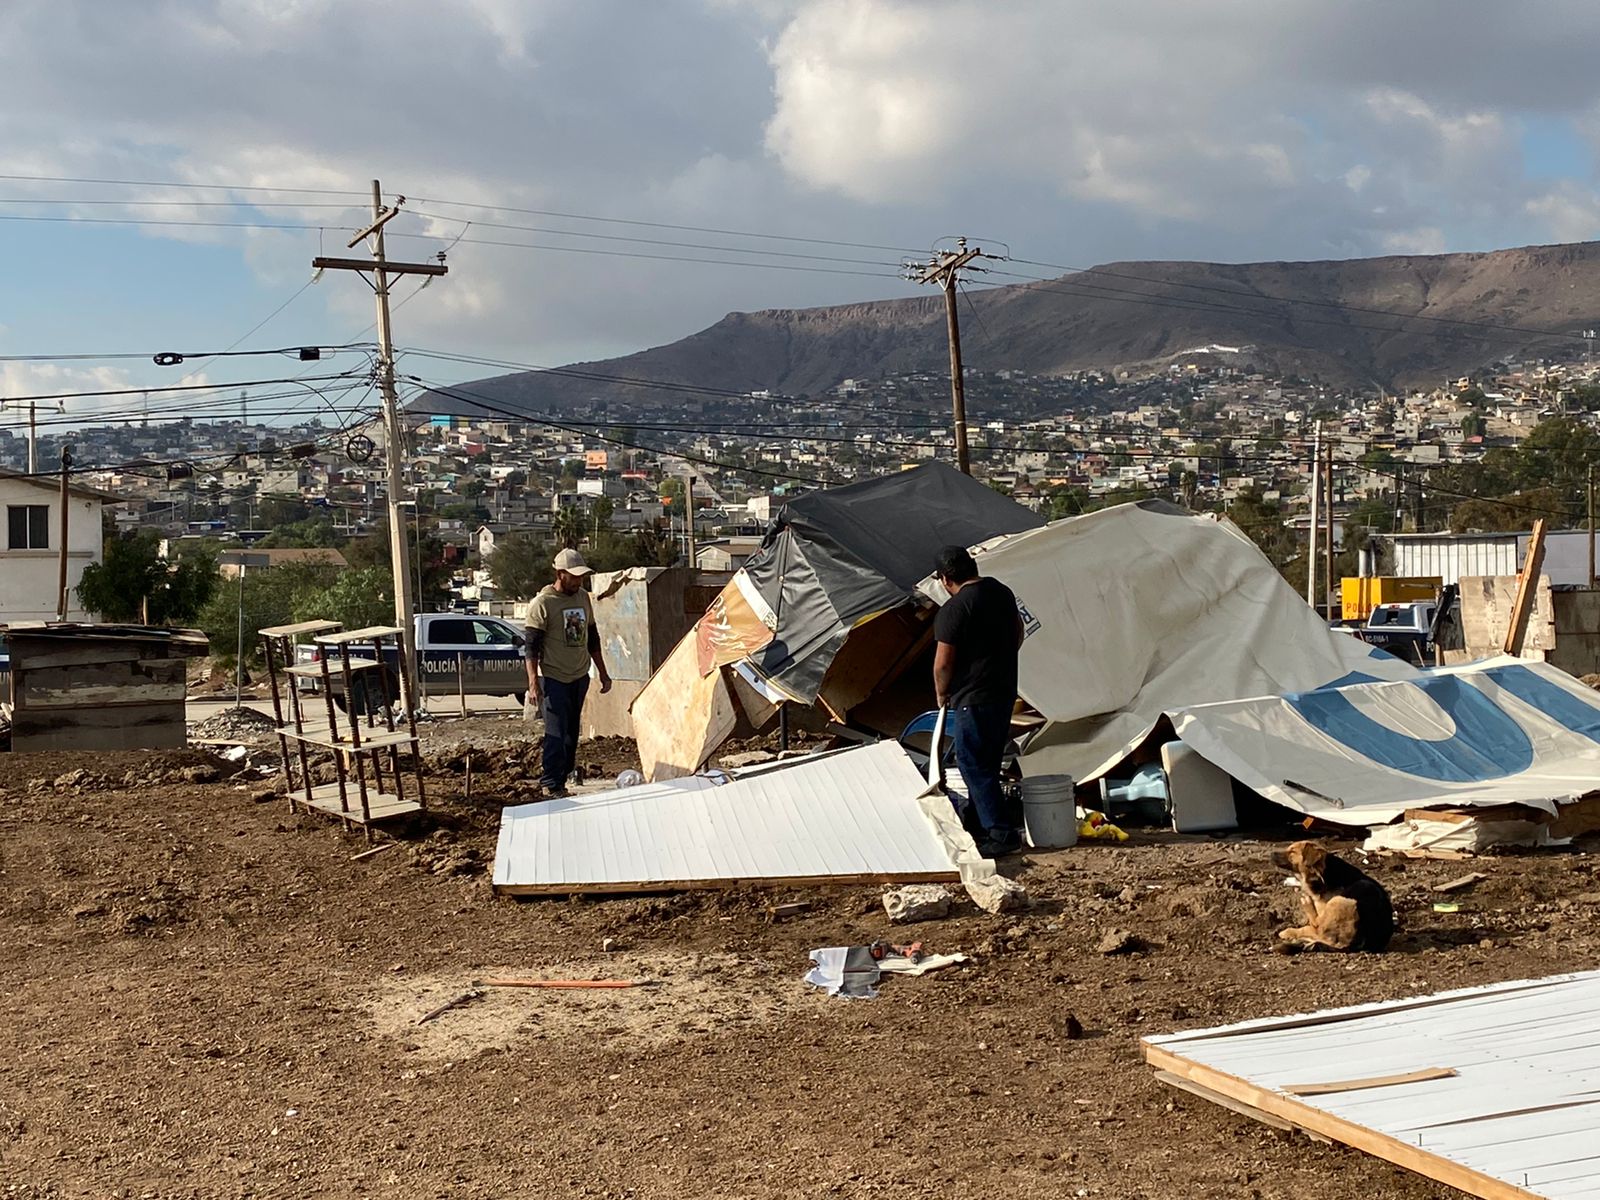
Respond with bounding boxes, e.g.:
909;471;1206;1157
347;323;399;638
414;240;1600;418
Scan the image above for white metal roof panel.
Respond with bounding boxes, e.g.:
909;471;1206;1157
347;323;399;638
1146;970;1600;1199
492;741;960;894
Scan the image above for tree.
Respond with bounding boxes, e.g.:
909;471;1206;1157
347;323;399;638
257;515;339;549
342;520;453;605
550;506;584;549
77;532;218;624
488;531;554;599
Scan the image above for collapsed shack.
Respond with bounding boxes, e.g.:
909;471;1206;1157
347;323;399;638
1;622;208;752
633;461;1043;777
629;482;1600;855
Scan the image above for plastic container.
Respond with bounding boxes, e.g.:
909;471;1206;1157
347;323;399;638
1020;774;1079;848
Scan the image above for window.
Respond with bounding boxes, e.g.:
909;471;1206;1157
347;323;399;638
6;504;48;550
471;620;516;645
426;618;476;646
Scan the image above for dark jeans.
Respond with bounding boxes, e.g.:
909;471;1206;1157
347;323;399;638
950;703;1021;837
539;675;590;791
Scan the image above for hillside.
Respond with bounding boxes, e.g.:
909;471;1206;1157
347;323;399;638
414;241;1600;417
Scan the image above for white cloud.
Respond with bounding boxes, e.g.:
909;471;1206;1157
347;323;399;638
2;0;1600;389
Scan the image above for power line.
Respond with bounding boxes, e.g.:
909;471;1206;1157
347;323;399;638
0;213;352;232
0;172;369;197
385;231;906;279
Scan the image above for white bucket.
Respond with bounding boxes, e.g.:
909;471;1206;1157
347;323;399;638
1020;774;1078;848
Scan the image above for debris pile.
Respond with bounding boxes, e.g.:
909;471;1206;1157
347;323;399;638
189;706;279;743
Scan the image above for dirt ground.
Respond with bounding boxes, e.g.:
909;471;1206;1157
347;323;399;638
3;742;1599;1199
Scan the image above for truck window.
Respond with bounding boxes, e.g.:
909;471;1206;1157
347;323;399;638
427;618;477;645
471;620;516;645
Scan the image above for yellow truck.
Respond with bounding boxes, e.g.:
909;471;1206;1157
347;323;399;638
1340;576;1441;623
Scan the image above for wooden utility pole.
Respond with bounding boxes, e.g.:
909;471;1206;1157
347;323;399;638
28;402;37;475
913;239;985;474
1306;421;1322;610
1589;463;1595;587
313;181;447;711
56;444;71;620
1324;443;1335;620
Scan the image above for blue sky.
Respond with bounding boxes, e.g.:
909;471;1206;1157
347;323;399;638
5;0;1600;426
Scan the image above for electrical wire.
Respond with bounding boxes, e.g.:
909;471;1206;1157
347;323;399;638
0;173;369;197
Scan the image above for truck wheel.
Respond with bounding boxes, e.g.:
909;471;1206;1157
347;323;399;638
329;692;347;713
514;691;527;707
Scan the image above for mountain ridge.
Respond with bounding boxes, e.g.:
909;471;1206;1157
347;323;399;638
414;240;1600;418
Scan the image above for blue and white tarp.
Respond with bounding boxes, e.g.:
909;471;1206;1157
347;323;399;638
1173;656;1600;826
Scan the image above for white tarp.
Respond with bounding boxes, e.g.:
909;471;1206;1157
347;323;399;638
929;502;1418;783
1171;656;1600;826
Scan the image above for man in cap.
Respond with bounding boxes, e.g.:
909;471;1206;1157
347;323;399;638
932;544;1026;857
523;548;612;797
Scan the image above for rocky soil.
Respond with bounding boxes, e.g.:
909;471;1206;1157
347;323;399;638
3;743;1597;1198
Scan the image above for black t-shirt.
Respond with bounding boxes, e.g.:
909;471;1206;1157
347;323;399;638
934;576;1020;710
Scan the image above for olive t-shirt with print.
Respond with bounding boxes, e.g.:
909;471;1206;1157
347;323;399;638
524;584;595;683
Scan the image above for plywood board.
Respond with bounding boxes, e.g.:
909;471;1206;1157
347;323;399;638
492;741;961;895
631;630;737;780
1145;970;1600;1199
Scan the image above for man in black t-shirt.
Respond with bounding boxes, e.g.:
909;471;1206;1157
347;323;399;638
932;545;1026;857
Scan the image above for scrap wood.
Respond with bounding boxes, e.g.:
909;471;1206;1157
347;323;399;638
417;986;483;1025
1432;871;1488;894
350;843;395;862
1282;1067;1457;1097
483;978;658;990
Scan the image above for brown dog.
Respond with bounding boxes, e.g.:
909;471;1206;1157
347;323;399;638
1272;840;1394;952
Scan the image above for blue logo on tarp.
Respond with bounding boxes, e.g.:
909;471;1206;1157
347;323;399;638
1285;664;1600;783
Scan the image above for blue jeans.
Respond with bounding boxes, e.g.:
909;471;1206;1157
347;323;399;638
950;704;1020;838
539;675;590;791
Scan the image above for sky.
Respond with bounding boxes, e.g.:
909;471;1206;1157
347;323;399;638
4;0;1600;428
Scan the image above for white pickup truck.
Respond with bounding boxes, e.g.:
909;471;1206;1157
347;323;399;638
296;613;528;708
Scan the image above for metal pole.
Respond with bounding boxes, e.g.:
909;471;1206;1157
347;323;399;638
1589;463;1595;587
943;273;970;475
457;651;467;718
1306;421;1321;609
369;179;419;711
56;444;71;620
235;564;246;706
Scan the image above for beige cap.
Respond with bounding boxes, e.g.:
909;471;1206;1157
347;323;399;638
552;547;592;576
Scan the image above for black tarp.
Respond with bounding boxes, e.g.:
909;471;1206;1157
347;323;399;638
740;463;1044;701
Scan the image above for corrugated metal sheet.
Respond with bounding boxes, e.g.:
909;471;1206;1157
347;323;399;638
1146;971;1600;1198
1392;535;1520;586
492;741;960;894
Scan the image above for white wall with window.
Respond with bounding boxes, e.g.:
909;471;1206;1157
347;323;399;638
0;473;105;623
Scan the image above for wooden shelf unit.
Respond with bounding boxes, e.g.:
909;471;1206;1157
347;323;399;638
258;621;427;837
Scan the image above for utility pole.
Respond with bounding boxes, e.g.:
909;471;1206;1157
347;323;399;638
1324;443;1336;620
56;444;71;620
28;402;37;475
685;473;698;568
313;181;447;711
1306;420;1322;610
1589;463;1596;587
912;239;986;475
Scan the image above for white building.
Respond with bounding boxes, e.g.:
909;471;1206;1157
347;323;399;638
0;470;109;623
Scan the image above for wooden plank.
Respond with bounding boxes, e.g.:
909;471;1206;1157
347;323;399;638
1505;520;1549;656
285;728;418;752
304;784;421;823
1153;1070;1297;1133
1434;872;1490;894
12;647;148;670
316;625;403;645
495;868;961;897
17;659;187;709
1282;1067;1458;1096
259;620;342;637
1144;1043;1541;1200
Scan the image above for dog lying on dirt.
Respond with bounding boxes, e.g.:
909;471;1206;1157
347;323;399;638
1272;840;1395;952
